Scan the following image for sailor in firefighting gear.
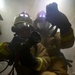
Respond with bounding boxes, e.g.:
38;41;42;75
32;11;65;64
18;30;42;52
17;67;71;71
0;12;50;75
33;2;74;75
33;10;51;42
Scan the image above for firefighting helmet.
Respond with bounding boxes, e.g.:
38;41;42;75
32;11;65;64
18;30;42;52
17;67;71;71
11;12;34;33
34;11;50;30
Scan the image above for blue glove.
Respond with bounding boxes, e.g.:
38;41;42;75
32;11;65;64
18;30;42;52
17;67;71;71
46;3;71;34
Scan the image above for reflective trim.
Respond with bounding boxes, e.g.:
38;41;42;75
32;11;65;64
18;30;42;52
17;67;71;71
49;45;56;49
14;21;29;25
61;28;74;42
61;33;74;42
0;43;9;55
36;57;43;71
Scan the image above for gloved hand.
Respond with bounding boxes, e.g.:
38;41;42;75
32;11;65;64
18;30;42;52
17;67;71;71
19;45;38;68
8;35;23;65
46;3;71;34
19;31;41;68
28;31;41;45
8;34;24;53
20;48;38;68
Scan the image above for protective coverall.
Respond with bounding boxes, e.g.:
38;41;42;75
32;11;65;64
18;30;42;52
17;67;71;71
33;3;74;75
0;37;50;75
0;12;50;75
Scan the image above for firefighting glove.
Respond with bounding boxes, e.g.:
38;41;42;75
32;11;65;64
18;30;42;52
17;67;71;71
46;3;71;34
8;35;23;53
20;48;38;68
28;31;41;46
19;31;41;68
8;35;24;65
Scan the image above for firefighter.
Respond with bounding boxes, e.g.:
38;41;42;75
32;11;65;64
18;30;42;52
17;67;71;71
33;2;74;75
0;12;50;75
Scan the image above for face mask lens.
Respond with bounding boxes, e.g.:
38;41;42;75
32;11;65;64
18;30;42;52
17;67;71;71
37;22;50;30
37;23;44;29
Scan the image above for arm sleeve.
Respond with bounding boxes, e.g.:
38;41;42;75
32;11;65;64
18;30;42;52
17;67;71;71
60;27;74;49
35;43;50;71
0;43;10;60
